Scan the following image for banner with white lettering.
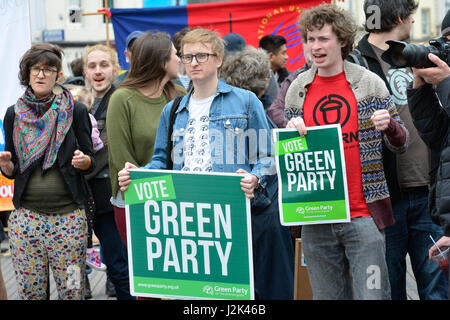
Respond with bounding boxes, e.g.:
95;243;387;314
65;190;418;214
273;125;350;225
125;169;254;300
0;0;30;123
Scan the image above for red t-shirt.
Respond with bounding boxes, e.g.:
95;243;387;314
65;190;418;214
302;71;371;219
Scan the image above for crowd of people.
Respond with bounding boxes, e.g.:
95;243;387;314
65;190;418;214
0;0;450;301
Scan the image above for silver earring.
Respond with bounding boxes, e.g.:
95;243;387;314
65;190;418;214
52;85;63;95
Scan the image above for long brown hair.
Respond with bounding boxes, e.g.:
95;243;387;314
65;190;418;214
120;31;178;100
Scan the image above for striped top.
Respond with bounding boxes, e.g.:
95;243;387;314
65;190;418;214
284;60;409;229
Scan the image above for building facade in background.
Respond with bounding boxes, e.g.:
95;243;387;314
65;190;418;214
337;0;447;42
30;0;446;76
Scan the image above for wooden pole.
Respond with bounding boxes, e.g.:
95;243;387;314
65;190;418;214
82;12;103;16
104;0;110;47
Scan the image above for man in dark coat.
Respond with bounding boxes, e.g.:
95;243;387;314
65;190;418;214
406;10;450;297
407;44;450;255
356;0;448;300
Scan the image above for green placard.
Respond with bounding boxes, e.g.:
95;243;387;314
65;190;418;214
273;125;350;226
124;169;254;300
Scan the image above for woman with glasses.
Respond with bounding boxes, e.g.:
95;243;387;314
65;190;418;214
0;43;95;299
106;32;186;246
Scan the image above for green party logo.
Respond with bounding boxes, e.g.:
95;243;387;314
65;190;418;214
202;285;214;296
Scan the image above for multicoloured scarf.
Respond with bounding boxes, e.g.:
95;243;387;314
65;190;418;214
13;84;74;173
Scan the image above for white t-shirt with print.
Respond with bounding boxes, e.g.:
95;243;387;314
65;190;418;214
182;95;214;172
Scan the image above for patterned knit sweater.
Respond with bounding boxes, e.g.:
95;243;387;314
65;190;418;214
284;60;409;229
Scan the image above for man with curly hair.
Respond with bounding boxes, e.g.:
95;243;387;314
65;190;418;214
284;3;408;299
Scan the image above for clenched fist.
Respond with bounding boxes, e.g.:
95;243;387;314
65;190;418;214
371;109;391;132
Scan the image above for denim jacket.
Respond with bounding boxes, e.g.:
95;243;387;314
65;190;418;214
144;80;275;188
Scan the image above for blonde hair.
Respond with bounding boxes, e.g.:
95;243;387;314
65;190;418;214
181;28;225;61
83;44;119;70
65;84;94;111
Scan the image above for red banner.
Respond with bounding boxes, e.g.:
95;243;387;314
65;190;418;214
111;0;328;71
187;0;328;71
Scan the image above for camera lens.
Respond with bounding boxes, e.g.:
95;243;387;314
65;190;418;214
402;44;440;68
386;42;408;67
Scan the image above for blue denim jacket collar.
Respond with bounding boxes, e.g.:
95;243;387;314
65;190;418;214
146;79;276;189
176;79;233;115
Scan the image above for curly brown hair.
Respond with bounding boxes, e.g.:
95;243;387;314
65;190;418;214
221;46;271;97
18;43;63;87
298;3;357;59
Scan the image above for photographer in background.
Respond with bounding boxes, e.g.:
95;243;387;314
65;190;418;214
356;0;450;301
406;10;450;297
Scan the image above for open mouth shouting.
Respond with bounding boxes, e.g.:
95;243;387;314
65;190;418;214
93;76;105;87
313;53;327;64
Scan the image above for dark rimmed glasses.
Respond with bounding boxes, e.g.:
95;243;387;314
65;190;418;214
30;66;58;77
180;53;217;64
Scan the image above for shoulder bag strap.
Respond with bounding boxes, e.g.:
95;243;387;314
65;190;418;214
166;96;184;169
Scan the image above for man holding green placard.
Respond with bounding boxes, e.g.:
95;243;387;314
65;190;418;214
274;124;350;225
284;4;408;299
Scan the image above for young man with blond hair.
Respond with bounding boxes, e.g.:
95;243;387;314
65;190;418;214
285;3;408;299
83;44;135;300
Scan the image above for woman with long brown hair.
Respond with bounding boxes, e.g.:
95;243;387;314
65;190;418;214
106;31;186;245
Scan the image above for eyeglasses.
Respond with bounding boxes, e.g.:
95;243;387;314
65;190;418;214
180;53;217;64
30;66;58;77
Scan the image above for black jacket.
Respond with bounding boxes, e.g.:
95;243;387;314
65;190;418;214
85;85;115;181
276;67;290;85
407;77;450;235
356;34;402;204
85;85;116;215
3;101;95;209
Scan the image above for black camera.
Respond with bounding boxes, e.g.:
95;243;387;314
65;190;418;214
381;36;450;68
